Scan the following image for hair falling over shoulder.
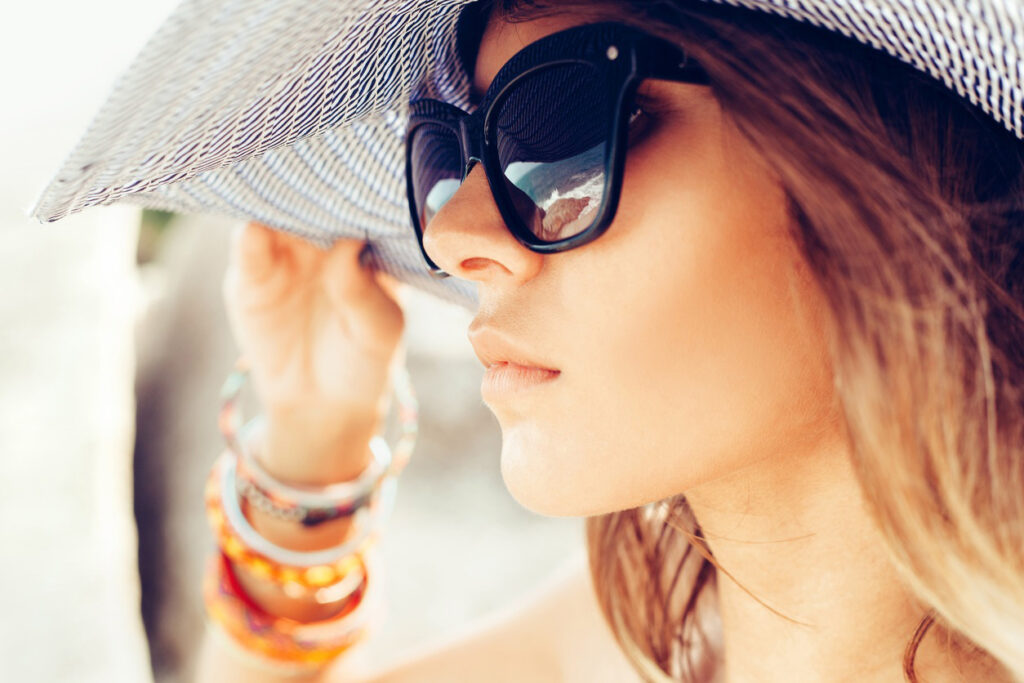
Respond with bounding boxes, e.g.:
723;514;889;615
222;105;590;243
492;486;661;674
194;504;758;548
480;0;1024;680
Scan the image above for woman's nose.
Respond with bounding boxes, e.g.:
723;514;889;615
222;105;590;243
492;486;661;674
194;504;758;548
421;164;544;285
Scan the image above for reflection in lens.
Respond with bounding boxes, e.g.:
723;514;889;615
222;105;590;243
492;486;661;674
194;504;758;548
425;179;461;218
410;123;462;229
493;63;608;242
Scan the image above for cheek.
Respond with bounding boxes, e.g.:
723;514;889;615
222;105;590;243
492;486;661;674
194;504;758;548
499;111;837;516
599;183;835;491
605;166;832;496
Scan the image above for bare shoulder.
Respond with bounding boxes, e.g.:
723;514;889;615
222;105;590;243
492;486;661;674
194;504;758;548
331;554;642;683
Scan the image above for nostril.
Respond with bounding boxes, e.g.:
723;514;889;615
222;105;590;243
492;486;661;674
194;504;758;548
460;257;492;271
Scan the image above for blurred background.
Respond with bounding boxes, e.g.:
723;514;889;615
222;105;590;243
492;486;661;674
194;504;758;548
1;3;583;681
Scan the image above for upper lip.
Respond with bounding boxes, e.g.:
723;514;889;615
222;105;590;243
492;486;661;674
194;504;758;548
467;324;559;371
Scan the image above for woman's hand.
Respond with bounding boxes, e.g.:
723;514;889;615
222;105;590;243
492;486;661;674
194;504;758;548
219;221;406;616
221;222;405;479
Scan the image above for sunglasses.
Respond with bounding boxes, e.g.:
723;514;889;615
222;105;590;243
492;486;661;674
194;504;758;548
405;21;710;278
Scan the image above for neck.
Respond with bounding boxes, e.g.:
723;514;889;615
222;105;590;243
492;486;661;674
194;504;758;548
683;425;990;683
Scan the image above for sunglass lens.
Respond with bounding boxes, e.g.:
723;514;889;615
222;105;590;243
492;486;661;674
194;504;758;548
492;64;609;243
409;123;462;231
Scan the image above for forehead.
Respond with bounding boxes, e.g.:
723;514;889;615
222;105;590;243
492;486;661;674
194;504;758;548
471;12;595;98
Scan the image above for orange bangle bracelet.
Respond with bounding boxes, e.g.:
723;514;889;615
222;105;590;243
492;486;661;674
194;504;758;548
202;551;373;669
205;451;382;595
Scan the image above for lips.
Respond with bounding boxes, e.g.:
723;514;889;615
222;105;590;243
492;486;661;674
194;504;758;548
480;362;560;398
467;324;559;373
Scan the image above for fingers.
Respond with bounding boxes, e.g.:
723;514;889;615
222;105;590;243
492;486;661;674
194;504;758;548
321;238;404;323
228;221;399;319
229;222;277;281
320;236;375;302
230;222;330;280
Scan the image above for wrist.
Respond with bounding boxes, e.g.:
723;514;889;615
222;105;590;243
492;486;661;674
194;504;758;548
261;404;385;485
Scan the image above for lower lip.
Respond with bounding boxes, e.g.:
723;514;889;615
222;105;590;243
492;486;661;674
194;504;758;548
481;363;560;398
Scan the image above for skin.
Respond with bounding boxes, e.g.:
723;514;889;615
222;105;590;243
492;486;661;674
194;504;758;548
420;8;1004;683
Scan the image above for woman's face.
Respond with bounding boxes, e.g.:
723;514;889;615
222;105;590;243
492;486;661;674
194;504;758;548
422;10;840;516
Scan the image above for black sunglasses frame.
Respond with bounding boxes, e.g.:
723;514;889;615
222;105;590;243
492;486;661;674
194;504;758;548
405;21;710;278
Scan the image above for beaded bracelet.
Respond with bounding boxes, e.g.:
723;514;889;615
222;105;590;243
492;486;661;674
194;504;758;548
205;450;396;599
234;415;392;528
203;550;378;672
218;357;418;527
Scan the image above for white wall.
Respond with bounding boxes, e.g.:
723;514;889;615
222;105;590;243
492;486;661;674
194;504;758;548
0;2;175;681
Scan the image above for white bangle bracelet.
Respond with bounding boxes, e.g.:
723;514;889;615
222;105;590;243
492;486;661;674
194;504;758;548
219;359;418;527
218;452;398;568
236;415;393;526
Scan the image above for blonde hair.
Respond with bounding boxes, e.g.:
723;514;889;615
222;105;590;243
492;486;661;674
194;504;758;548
481;0;1024;680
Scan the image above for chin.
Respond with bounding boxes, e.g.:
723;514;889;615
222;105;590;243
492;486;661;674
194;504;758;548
497;423;633;518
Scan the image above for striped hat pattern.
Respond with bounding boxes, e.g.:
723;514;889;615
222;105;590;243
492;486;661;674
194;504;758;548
32;0;1024;310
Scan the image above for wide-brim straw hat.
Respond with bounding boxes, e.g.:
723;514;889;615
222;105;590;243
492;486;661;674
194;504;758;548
31;0;1024;310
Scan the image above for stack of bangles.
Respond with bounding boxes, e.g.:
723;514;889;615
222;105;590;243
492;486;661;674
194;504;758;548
203;356;418;674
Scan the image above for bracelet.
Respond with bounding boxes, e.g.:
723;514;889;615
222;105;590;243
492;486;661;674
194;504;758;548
219;357;418;526
234;415;391;528
205;450;395;599
206;355;411;671
203;550;377;672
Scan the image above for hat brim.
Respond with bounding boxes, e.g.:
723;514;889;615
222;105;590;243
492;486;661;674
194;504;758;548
32;0;1024;311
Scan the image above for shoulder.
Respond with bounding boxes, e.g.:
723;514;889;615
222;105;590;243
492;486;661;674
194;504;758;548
332;553;642;683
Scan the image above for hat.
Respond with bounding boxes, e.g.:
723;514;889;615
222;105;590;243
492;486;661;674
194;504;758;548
31;0;1024;311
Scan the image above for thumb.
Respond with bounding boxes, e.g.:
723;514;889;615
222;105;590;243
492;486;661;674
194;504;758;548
376;271;404;303
321;239;404;327
320;237;374;302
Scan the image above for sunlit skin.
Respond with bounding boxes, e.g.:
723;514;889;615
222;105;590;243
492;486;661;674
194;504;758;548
420;9;1003;683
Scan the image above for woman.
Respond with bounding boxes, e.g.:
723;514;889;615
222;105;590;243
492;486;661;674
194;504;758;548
198;0;1024;681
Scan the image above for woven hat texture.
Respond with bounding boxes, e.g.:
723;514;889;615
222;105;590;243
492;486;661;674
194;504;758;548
32;0;1024;310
